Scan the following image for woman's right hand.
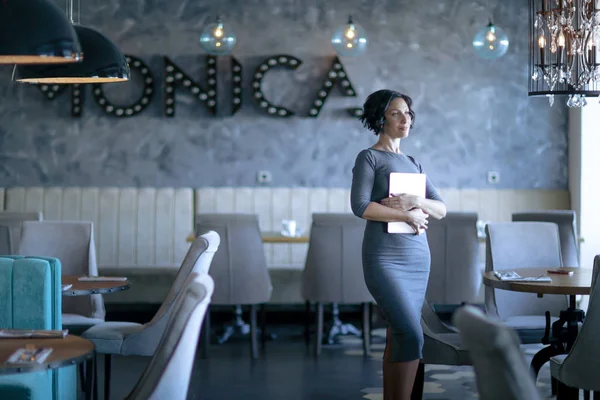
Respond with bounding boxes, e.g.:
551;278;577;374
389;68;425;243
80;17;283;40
405;208;429;234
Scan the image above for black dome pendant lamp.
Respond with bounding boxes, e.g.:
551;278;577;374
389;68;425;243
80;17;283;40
13;0;130;84
14;25;130;83
0;0;82;64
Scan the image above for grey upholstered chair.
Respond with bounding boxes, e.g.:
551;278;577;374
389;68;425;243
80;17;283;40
195;214;273;359
453;305;542;400
412;300;471;398
81;231;220;400
485;222;567;340
126;272;214;400
550;255;600;399
0;224;11;254
426;211;480;306
19;220;105;333
302;213;374;357
0;211;43;253
512;210;579;267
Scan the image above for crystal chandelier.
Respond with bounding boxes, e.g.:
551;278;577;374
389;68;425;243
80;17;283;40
529;0;600;107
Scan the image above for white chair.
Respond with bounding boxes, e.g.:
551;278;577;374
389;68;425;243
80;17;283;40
82;231;220;400
453;305;542;400
485;222;567;335
301;213;373;357
512;211;579;267
195;214;272;359
19;220;105;332
550;255;600;399
0;211;43;253
125;272;214;400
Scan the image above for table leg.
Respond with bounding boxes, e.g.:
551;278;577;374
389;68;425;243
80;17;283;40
84;355;95;400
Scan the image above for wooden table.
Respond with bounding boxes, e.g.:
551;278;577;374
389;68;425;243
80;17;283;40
62;275;131;296
0;335;94;375
186;231;310;244
482;267;592;300
482;267;592;378
260;231;309;244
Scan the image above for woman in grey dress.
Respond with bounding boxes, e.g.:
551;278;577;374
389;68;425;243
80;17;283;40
350;90;446;399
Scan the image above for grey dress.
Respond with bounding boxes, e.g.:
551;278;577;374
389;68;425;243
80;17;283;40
350;148;443;362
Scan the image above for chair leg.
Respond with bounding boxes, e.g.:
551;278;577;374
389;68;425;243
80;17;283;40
250;304;259;359
200;306;210;359
104;354;111;400
410;361;425;400
557;381;579;400
315;302;323;357
260;303;267;349
362;303;371;358
93;355;99;400
304;300;311;347
369;303;374;345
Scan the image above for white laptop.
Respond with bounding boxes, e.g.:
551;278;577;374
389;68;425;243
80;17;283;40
387;172;426;234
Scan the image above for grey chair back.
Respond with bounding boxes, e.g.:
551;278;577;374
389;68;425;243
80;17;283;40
302;213;373;303
551;255;600;390
420;300;471;366
485;222;567;319
195;214;272;305
0;211;42;253
426;212;480;305
453;305;542;400
126;273;214;400
512;210;579;267
18;220;105;320
0;224;11;254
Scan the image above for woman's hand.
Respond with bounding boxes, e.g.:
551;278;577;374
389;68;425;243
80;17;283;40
381;193;420;211
405;208;429;234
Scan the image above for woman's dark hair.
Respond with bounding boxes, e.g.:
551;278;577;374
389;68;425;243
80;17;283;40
359;89;415;135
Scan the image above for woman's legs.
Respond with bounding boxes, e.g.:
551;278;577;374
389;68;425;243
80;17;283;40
382;327;421;400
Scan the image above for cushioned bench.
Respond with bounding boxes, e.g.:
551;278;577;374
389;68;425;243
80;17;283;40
2;187;570;305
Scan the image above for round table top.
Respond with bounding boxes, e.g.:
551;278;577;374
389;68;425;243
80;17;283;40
0;335;94;375
62;275;131;296
482;267;593;296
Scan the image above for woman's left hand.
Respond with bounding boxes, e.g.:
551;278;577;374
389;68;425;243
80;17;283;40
381;193;420;211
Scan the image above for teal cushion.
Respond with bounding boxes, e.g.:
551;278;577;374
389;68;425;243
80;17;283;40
0;371;52;400
12;259;52;330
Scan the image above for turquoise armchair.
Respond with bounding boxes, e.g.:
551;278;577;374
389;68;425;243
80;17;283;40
0;256;78;400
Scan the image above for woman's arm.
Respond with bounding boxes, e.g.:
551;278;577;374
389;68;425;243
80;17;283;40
380;194;446;219
415;197;446;220
362;202;429;233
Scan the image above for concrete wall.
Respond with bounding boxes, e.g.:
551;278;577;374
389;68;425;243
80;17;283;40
0;0;568;188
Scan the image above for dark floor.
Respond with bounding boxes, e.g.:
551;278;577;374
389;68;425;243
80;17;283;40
104;305;557;400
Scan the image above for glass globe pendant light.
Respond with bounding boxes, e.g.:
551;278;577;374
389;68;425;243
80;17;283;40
331;15;368;57
199;16;237;56
472;19;510;60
